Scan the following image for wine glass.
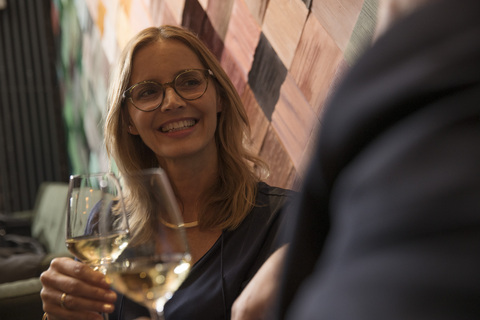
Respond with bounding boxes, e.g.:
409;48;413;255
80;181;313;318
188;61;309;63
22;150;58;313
105;168;191;320
66;172;130;274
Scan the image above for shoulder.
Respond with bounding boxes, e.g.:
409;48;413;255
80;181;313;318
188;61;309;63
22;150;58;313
257;181;295;203
251;182;296;221
257;181;294;196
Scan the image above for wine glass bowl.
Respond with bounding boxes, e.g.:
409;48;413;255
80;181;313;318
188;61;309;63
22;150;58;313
105;168;191;319
106;252;191;315
66;172;130;272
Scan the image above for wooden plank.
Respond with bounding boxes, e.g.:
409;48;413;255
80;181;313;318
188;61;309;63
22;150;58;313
220;45;247;97
271;73;319;170
205;0;234;40
224;0;261;81
241;85;269;155
260;126;297;189
164;0;185;25
243;0;269;26
311;0;364;52
248;33;287;121
129;0;153;34
290;14;343;116
262;0;308;68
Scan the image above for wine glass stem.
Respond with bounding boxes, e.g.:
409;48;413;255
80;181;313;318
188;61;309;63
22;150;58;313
148;308;165;320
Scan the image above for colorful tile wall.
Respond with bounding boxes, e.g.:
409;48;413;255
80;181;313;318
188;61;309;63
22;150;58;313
57;0;377;188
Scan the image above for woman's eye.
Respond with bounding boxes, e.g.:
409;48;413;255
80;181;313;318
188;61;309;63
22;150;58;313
177;78;201;89
135;84;161;100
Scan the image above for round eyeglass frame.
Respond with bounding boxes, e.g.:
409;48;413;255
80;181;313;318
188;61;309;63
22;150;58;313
122;69;214;112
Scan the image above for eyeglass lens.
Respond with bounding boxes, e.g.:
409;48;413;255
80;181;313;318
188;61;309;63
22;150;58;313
129;69;208;111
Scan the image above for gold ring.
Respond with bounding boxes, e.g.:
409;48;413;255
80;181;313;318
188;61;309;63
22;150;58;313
60;292;67;309
42;312;48;320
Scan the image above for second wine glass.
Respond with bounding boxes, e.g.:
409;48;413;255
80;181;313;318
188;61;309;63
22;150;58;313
105;168;191;320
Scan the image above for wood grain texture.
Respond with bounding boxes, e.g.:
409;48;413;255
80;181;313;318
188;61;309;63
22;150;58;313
164;0;186;25
344;0;377;65
148;1;181;27
290;14;343;117
198;0;208;9
262;0;309;68
243;0;269;26
260;126;297;189
248;33;287;121
220;45;247;97
224;0;261;82
302;0;312;9
129;1;152;35
271;73;319;170
205;0;234;40
182;0;224;60
198;20;225;60
241;85;269;155
149;0;165;27
182;0;207;35
311;0;365;52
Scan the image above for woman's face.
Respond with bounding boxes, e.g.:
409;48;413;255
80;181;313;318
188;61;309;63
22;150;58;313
126;39;222;165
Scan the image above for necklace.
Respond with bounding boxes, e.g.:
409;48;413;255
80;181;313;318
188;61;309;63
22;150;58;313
160;218;199;229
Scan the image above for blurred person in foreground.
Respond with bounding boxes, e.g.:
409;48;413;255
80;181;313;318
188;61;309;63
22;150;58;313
232;0;480;318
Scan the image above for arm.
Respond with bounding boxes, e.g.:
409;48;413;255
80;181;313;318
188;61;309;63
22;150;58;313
231;245;288;320
40;257;117;320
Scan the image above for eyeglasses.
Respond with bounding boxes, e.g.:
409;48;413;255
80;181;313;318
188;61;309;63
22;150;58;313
122;69;214;112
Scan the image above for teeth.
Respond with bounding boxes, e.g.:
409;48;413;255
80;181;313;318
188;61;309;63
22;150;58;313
161;120;196;133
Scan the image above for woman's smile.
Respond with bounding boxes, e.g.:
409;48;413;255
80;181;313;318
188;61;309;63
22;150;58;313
160;118;197;133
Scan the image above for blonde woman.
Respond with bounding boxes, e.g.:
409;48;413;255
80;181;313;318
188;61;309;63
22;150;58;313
40;25;293;320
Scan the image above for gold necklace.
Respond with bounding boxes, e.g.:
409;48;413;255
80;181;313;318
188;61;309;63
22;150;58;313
160;218;199;229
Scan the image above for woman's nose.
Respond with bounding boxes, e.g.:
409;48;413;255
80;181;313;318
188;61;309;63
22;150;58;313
160;87;184;112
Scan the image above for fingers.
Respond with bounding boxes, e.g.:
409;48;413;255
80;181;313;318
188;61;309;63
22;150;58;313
41;286;115;313
40;257;117;320
41;258;116;301
41;289;106;320
42;307;105;320
50;257;111;289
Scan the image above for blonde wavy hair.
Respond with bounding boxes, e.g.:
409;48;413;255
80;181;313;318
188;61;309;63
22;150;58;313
104;25;268;240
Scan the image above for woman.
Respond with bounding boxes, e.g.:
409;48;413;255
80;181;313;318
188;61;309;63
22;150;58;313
40;25;293;320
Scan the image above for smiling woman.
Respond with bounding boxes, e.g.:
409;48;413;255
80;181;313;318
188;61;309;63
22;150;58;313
124;39;222;168
39;25;295;320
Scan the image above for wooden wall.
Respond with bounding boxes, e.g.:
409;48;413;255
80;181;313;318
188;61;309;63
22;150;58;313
56;0;377;189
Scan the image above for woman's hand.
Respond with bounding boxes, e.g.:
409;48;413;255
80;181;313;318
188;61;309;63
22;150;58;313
231;245;287;320
40;257;117;320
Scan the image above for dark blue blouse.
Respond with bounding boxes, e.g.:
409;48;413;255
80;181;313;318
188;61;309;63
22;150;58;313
109;182;293;320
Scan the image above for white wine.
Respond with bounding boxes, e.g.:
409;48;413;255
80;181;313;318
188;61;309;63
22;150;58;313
66;232;129;267
106;254;191;311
